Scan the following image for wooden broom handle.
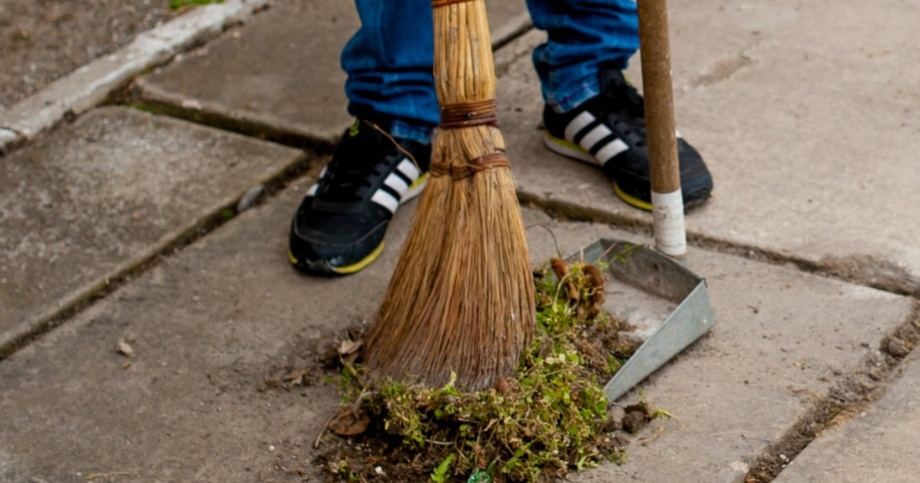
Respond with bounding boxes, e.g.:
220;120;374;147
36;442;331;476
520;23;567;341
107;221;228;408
638;0;687;260
638;0;678;193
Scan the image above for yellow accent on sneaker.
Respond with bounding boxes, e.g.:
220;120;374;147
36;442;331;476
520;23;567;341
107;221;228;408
288;251;299;265
409;172;429;190
549;135;583;153
614;184;653;211
542;130;601;166
544;130;654;211
331;242;386;274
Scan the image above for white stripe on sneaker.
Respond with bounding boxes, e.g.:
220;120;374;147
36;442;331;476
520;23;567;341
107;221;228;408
372;157;419;213
564;111;596;142
563;111;630;166
395;158;421;181
578;124;614;155
383;172;409;197
305;167;328;197
594;138;629;164
371;190;400;213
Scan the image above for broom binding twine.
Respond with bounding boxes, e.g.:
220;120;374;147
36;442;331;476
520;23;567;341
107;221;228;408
430;151;509;179
431;0;477;6
439;99;499;129
434;98;509;179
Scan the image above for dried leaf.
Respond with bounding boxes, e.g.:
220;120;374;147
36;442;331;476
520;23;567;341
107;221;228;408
338;339;363;356
494;376;511;396
328;408;370;437
259;367;313;392
549;258;569;279
584;264;606;308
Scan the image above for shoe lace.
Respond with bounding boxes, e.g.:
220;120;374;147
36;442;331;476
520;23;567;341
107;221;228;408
317;120;423;203
601;73;648;147
319;157;380;203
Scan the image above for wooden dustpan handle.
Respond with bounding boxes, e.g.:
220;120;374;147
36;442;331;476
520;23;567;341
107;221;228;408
638;0;688;261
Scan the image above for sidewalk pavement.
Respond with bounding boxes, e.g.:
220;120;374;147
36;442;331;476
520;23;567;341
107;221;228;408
2;0;920;481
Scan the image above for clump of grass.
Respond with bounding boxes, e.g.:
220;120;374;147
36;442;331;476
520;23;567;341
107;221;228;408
325;260;641;482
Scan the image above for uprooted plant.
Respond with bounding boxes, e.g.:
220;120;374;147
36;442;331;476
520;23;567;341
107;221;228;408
314;259;660;482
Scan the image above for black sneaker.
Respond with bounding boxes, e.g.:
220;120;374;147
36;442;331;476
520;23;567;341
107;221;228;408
542;64;713;211
289;119;430;275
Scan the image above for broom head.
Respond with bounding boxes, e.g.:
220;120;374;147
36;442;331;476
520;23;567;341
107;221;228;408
362;0;535;391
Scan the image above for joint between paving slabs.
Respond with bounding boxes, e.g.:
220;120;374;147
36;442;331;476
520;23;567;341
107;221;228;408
501;188;920;304
743;301;920;482
686;233;920;299
0;153;315;362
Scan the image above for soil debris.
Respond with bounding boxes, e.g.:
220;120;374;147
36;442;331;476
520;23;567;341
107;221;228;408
307;259;662;482
744;309;920;482
116;339;135;358
259;367;316;392
621;401;653;434
327;408;371;437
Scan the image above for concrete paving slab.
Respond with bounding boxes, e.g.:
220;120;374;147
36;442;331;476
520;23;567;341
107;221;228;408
0;0;270;154
496;0;920;294
772;354;920;483
0;172;913;481
564;251;911;483
0;180;611;482
0;106;306;354
132;0;529;147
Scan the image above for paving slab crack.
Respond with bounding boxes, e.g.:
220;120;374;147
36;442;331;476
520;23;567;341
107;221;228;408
687;235;920;298
743;301;920;482
127;19;537;153
518;193;920;299
0;0;271;158
0;152;316;362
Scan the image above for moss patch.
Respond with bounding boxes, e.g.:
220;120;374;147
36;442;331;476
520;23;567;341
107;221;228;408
312;259;657;482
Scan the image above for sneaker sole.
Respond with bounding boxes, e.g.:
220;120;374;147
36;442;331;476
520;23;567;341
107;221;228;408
288;172;430;275
289;242;385;275
542;132;654;211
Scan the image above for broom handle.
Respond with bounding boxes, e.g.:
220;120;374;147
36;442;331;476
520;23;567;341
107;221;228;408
637;0;687;261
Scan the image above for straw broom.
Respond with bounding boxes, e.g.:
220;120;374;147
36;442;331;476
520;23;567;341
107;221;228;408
362;0;535;391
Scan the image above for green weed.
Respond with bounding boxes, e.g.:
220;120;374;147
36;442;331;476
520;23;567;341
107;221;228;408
330;260;638;482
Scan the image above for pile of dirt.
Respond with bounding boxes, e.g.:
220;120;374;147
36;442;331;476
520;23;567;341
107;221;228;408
263;259;664;482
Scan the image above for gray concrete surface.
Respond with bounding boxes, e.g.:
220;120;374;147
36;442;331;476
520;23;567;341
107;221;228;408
0;106;306;353
578;253;912;483
499;0;920;294
773;354;920;483
0;0;270;154
0;182;610;482
132;0;530;147
2;175;911;482
3;0;920;481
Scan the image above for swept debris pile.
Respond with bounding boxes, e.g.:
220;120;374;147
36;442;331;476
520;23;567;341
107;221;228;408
304;259;660;482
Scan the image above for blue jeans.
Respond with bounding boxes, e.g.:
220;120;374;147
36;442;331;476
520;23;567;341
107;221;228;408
342;0;639;144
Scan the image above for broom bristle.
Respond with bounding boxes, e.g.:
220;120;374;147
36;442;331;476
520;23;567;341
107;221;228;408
362;0;535;391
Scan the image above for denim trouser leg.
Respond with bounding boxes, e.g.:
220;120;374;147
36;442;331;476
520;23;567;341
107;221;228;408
341;0;438;143
527;0;640;112
341;0;641;141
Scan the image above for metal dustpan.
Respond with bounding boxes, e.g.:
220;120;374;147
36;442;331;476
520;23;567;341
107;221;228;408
570;238;716;401
565;0;717;402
